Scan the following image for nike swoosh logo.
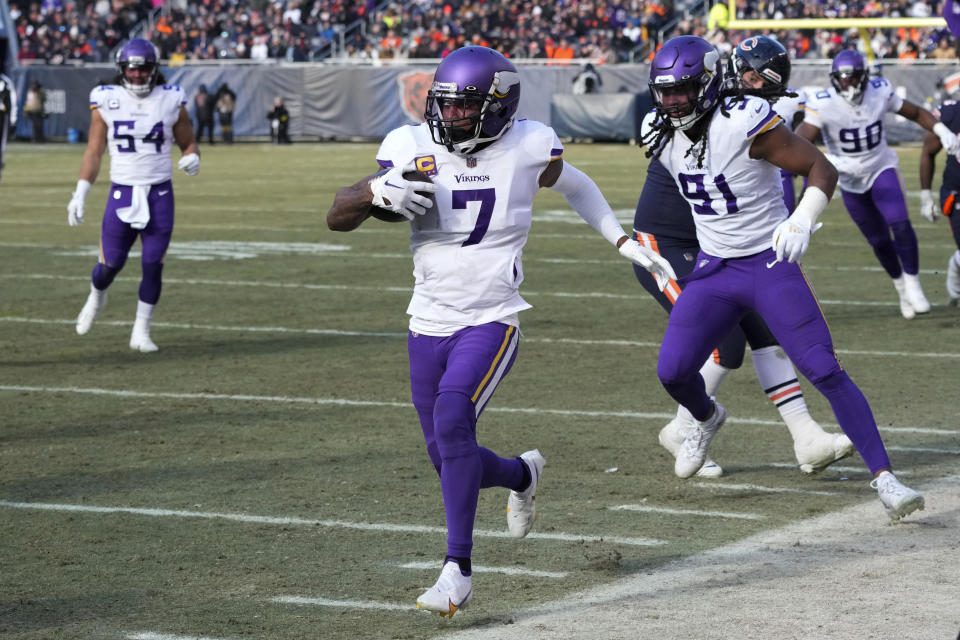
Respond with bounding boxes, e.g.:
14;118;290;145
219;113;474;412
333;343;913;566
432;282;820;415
158;190;169;195
755;105;764;113
385;181;402;189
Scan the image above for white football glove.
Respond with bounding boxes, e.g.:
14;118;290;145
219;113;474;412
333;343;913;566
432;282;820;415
67;179;91;227
771;215;822;264
178;153;200;176
369;161;439;220
933;122;960;156
618;238;677;292
770;186;830;265
920;189;937;223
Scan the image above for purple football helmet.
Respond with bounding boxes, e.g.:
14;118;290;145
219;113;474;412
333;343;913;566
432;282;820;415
116;38;160;98
831;49;868;105
649;36;723;130
424;46;521;155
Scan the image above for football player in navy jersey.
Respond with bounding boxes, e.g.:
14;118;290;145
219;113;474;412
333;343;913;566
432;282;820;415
327;46;675;616
642;35;923;521
919;70;960;306
797;50;960;319
67;38;200;352
635;36;853;479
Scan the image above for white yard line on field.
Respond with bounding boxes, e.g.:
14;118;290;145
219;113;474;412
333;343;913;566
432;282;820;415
608;504;765;520
0;500;665;547
693;482;840;496
765;463;914;476
128;633;233;640
269;596;410;611
0;383;953;438
3;316;960;363
2;384;957;436
397;561;568;578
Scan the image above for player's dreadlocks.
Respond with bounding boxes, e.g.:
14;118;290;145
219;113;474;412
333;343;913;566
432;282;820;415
639;85;798;169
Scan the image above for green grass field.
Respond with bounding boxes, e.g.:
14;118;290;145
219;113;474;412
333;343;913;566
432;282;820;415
1;141;958;639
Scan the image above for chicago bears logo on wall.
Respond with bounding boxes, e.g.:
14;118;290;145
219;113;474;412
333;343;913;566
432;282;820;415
397;71;433;123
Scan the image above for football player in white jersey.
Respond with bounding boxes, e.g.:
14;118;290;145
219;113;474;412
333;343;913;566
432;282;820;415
796;49;960;319
645;36;923;522
637;36;854;480
326;46;676;616
67;38;199;352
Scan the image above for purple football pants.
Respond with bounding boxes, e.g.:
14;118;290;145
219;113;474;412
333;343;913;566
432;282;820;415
91;181;175;305
408;323;526;559
840;167;918;278
657;248;891;474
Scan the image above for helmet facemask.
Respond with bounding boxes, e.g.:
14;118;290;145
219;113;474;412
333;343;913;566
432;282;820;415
120;60;158;98
424;66;521;155
831;69;867;105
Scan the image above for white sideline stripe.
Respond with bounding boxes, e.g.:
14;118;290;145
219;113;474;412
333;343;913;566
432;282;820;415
4;316;960;362
693;482;840;496
128;633;231;640
609;504;765;520
398;561;568;578
0;272;949;307
270;596;409;611
0;500;665;547
2;385;956;435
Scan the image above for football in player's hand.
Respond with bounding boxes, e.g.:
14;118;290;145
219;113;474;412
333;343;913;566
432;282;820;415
369;170;437;222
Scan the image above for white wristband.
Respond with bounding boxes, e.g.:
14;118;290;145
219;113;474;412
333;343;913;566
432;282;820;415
933;122;952;139
792;185;829;227
74;179;92;200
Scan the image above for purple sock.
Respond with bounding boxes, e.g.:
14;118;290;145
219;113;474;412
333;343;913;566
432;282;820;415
478;447;525;490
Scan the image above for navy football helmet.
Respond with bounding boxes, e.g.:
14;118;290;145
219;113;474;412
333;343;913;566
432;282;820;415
116;38;160;98
648;36;723;130
424;46;521;155
831;49;868;105
732;36;791;98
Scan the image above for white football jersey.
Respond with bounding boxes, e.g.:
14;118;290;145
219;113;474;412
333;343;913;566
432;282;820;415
654;96;788;258
90;83;186;186
376;119;562;335
773;87;806;125
803;78;902;193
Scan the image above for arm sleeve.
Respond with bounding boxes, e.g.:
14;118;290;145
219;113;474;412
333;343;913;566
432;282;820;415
548;162;626;246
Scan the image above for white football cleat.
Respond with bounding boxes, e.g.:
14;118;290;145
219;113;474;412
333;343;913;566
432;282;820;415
946;251;960;305
416;560;472;617
658;409;723;478
795;432;855;474
506;449;545;538
675;402;726;479
891;276;915;319
76;287;108;335
130;317;158;353
901;273;931;314
870;471;924;521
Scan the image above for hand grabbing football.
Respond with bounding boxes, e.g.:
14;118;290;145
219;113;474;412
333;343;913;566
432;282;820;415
368;163;438;222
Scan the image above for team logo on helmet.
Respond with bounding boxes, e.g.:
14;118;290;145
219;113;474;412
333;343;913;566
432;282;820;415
740;37;758;51
398;71;433;123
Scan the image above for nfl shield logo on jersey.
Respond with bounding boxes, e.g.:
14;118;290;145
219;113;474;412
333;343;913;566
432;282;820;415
466;157;477;168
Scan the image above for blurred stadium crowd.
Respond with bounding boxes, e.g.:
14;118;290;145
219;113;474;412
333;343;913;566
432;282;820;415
8;0;957;65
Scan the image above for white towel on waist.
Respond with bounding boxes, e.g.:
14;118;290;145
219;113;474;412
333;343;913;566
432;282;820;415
114;185;151;230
